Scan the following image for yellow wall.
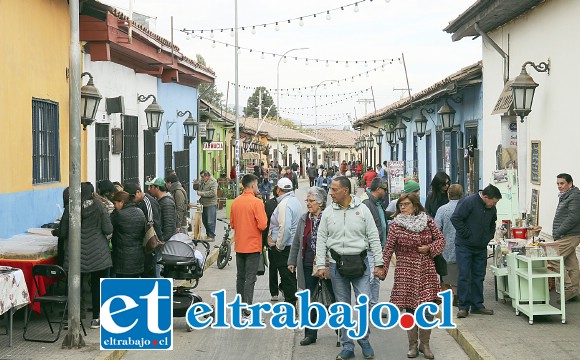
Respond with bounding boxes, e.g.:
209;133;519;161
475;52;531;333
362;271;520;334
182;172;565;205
0;0;71;194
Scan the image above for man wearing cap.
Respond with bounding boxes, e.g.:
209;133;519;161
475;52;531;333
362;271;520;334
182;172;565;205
165;173;189;234
268;177;302;305
145;177;177;243
193;170;218;241
124;182;163;278
385;179;421;217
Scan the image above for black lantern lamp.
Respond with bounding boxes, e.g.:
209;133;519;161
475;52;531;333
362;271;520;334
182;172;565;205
511;61;550;122
205;123;215;142
177;110;198;143
395;120;407;141
438;99;456;132
243;138;251;151
414;113;428;139
80;72;102;130
385;127;396;147
138;94;164;133
367;134;374;149
374;129;383;146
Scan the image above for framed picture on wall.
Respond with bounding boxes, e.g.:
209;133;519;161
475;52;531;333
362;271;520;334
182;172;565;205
531;141;541;185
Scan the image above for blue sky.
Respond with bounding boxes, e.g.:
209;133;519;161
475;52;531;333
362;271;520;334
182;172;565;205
101;0;480;128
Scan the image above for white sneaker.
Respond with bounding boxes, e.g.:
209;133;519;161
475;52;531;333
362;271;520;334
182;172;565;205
271;295;279;302
90;319;100;329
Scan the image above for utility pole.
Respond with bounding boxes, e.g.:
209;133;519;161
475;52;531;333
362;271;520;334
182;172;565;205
393;88;412;100
357;98;374;116
257;88;262;121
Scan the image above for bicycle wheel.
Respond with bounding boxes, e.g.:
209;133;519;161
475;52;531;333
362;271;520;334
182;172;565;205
216;241;231;269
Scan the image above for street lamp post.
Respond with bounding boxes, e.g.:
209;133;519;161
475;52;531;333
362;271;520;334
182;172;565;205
314;79;338;166
276;47;308;166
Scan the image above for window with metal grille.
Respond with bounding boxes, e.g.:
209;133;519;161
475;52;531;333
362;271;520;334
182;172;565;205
144;130;156;184
174;149;190;200
95;123;110;182
32;98;60;184
122;115;139;184
164;142;173;175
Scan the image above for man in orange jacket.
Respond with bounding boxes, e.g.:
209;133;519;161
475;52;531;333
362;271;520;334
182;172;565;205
230;173;268;318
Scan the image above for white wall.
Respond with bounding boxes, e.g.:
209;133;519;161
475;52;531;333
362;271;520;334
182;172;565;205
483;0;580;237
83;54;157;185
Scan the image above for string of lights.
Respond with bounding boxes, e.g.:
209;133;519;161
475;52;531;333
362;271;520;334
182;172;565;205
228;63;390;92
279;87;371;98
184;33;400;67
180;0;389;35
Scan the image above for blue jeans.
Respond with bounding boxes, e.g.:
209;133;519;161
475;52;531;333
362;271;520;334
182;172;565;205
330;258;371;351
367;250;380;308
202;205;217;239
456;245;487;311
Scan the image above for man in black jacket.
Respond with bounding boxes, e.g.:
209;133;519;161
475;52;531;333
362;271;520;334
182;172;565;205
451;184;501;318
146;177;177;277
553;173;580;302
124;182;163;278
263;186;280;301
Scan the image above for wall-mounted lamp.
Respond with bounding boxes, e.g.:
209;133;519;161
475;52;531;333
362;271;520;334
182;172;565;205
282;143;288;154
384;119;397;147
413;108;435;139
80;72;102;130
374;129;383;146
177;110;198;143
438;99;457;132
366;134;374;149
395;119;407;141
511;60;550;122
138;94;164;133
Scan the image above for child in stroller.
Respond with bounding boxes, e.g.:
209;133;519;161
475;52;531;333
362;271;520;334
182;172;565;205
159;233;210;331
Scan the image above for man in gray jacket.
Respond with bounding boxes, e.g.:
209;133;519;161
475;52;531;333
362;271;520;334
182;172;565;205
316;176;384;360
553;173;580;301
165;173;189;234
194;170;218;240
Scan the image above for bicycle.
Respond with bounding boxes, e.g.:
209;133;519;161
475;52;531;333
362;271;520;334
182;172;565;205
216;218;232;269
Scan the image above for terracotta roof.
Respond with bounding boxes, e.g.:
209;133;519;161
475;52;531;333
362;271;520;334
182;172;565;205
87;0;215;77
315;129;356;148
240;117;318;143
353;61;482;127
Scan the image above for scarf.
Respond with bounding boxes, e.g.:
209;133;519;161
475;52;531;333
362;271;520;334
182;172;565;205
394;211;428;233
309;212;322;253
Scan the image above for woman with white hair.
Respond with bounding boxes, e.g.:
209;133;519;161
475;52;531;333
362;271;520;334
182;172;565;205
288;186;333;346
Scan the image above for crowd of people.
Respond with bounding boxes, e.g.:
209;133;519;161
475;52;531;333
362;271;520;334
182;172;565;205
229;159;506;360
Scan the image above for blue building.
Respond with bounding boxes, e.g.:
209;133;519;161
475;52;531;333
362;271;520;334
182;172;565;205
353;62;483;200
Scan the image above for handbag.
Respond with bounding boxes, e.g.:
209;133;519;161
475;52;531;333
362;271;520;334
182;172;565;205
311;279;335;308
143;223;163;254
330;249;367;280
433;254;448;277
257;249;266;276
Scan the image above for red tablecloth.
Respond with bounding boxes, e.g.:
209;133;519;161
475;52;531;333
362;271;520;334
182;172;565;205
0;257;57;313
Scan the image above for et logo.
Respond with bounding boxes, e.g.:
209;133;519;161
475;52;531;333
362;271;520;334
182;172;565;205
100;279;173;350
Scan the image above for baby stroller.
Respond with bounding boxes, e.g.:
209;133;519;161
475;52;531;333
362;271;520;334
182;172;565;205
159;233;210;331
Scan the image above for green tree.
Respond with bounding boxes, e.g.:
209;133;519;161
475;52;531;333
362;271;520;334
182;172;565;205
196;54;224;107
244;86;277;118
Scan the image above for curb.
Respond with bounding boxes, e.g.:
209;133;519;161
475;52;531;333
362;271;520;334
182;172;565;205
445;321;495;360
99;350;127;360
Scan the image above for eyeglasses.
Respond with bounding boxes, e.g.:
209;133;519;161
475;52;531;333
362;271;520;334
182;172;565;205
305;199;317;203
399;202;413;208
381;187;388;191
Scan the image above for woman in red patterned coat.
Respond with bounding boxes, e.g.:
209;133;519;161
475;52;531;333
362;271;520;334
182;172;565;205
382;193;445;359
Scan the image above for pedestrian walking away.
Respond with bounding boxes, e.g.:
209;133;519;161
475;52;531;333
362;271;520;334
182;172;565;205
268;177;302;305
552;173;580;302
381;193;445;359
230;174;268;317
263;186;281;301
451;184;501;319
316;176;384;360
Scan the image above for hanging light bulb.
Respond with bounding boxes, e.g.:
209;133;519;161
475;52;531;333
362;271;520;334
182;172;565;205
382;65;386;71
283;56;287;63
251;26;256;34
275;22;280;31
364;61;368;67
186;34;190;40
299;17;304;26
261;52;265;59
326;61;329;67
212;41;216;48
210;30;214;38
354;3;359;12
305;59;309;66
326;11;331;20
345;61;349;68
366;72;370;77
